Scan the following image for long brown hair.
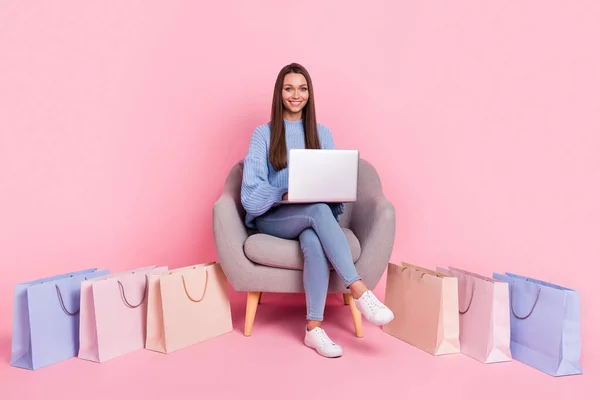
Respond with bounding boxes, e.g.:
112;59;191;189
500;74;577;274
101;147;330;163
269;63;321;171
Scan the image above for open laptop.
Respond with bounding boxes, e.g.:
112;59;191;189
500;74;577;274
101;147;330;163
277;149;359;204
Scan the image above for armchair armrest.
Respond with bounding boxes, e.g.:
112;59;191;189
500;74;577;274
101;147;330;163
213;191;256;290
351;192;396;246
213;192;249;251
212;163;257;291
350;191;396;289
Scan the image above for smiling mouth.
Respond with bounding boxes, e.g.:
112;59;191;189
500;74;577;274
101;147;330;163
289;101;303;106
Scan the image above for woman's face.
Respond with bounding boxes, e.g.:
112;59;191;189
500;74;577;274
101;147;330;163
281;73;309;120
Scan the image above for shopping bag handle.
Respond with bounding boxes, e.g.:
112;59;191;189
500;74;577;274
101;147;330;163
510;283;541;320
397;263;444;278
181;268;209;303
55;278;83;316
447;270;476;314
459;283;475;315
117;274;149;308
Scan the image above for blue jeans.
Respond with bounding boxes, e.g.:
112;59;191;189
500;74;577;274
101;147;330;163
255;203;361;321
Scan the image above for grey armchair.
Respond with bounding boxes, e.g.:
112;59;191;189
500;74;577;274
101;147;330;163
212;158;396;337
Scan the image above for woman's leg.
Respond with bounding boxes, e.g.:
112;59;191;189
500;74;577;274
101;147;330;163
256;203;360;287
256;203;394;327
298;228;343;358
299;228;329;326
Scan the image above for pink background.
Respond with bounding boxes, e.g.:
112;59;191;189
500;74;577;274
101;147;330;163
0;0;597;397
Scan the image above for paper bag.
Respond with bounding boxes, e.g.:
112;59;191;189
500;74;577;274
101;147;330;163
383;262;460;355
436;266;511;363
146;262;232;353
10;268;109;370
493;272;582;376
78;265;167;362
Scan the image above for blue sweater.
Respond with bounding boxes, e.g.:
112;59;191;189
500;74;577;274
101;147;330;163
241;119;345;228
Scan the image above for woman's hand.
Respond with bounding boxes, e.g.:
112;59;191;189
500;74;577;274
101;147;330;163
282;192;288;200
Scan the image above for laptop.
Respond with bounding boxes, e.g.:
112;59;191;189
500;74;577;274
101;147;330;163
277;149;359;204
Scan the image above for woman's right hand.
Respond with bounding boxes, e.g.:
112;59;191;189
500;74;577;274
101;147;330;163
282;192;288;200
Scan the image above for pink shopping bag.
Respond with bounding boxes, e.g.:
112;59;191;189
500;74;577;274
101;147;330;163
78;265;167;362
146;262;232;353
383;262;460;355
436;266;512;363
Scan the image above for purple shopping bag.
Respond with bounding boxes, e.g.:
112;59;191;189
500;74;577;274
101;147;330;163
492;272;582;376
10;268;109;370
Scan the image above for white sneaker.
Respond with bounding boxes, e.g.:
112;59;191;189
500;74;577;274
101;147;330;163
304;326;343;358
354;290;395;325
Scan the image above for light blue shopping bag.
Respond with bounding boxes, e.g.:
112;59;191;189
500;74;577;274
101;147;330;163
10;268;109;370
492;272;582;377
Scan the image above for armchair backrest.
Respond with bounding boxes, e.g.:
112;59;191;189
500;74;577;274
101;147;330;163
221;161;246;223
339;158;385;228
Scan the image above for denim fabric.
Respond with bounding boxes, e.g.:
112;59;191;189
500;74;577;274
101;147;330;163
255;203;361;321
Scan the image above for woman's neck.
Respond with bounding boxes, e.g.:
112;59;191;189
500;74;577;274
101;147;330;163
283;110;302;121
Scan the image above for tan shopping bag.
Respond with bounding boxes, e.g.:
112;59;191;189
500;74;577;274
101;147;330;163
383;262;460;355
145;262;233;353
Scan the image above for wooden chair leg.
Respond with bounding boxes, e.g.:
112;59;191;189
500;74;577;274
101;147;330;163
343;293;350;305
344;294;364;338
244;292;261;337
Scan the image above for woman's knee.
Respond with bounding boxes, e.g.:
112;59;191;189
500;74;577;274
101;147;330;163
299;229;323;255
305;203;333;221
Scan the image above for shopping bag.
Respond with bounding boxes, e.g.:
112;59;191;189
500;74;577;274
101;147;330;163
10;268;110;370
383;262;460;355
436;266;511;363
78;265;167;363
146;262;232;353
493;272;582;376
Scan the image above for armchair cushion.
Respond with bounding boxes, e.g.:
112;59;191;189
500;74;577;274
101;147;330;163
243;228;361;271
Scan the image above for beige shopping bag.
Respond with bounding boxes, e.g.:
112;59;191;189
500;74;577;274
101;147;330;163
436;266;512;363
383;262;460;355
146;262;232;353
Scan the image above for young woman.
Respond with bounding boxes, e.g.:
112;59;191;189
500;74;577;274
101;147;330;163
240;63;394;358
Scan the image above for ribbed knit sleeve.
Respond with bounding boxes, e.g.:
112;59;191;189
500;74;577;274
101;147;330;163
241;127;287;219
318;124;345;219
318;124;336;150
